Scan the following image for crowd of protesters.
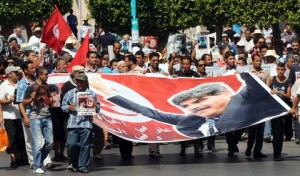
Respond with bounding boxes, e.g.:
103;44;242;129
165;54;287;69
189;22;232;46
1;11;300;174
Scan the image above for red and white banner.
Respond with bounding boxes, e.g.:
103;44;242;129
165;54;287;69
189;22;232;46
41;6;72;56
47;73;289;142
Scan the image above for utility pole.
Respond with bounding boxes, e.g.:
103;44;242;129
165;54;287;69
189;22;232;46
131;0;139;47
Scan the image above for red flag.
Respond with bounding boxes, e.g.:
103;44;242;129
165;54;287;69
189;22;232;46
41;6;72;56
66;30;90;73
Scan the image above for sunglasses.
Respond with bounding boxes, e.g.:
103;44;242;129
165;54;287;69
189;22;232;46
198;64;205;67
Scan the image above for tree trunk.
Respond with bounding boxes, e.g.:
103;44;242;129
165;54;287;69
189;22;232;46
272;23;283;56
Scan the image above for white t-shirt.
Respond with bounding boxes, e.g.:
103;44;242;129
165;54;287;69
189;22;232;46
0;80;21;119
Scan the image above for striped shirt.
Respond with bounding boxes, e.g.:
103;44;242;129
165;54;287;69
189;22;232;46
61;88;100;129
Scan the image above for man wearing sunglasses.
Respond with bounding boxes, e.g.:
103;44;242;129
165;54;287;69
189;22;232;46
22;67;53;174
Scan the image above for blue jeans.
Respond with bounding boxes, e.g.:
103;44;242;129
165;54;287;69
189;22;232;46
30;116;53;170
264;120;271;138
67;128;92;171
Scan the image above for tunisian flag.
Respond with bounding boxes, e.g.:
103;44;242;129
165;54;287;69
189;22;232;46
66;30;90;72
41;6;72;56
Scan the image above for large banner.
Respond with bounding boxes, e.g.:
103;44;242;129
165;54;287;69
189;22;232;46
48;72;289;142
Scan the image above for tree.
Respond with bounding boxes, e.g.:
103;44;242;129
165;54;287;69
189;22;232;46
0;0;72;28
88;0;200;41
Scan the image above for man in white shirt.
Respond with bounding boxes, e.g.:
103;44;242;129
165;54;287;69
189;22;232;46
79;17;94;42
8;26;25;44
28;27;42;47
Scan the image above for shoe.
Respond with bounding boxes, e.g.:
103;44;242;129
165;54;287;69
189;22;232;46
179;150;186;156
253;152;267;158
264;137;272;143
121;155;134;160
53;155;61;162
228;151;235;157
16;159;29;166
59;155;67;161
194;152;203;157
9;161;18;170
198;145;204;152
149;152;163;158
94;154;103;160
70;165;78;172
285;138;292;141
295;140;300;144
79;168;89;173
45;163;55;169
67;164;73;170
274;156;285;161
133;142;139;146
208;146;218;152
104;141;112;149
33;168;45;174
245;148;251;157
234;145;239;153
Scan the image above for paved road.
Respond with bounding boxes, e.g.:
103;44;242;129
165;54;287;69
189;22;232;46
1;138;300;176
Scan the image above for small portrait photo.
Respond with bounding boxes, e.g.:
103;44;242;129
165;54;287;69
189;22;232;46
197;36;207;49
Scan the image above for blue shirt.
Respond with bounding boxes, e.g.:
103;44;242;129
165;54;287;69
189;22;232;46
61;88;100;129
16;77;35;116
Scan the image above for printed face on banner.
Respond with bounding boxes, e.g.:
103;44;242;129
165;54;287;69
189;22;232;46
48;72;289;142
177;86;232;118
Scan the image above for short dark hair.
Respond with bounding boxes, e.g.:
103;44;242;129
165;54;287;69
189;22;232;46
86;51;97;58
8;37;17;43
251;54;262;61
181;56;192;64
110;59;118;67
36;67;47;77
254;36;265;45
201;53;212;60
149;52;159;60
25;50;35;57
47;84;59;96
277;62;286;68
135;50;145;57
238;57;247;65
21;61;33;72
259;44;268;51
127;55;137;64
196;59;205;67
224;51;235;59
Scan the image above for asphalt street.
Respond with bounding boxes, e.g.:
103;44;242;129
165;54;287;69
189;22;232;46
0;138;300;176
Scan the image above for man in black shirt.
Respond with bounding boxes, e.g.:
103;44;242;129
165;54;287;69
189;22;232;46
173;56;199;78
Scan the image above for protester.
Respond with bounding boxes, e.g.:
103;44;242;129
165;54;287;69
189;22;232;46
268;62;291;161
22;67;53;174
67;9;78;38
62;73;100;173
0;66;25;169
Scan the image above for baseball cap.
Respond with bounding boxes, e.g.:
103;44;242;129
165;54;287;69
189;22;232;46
5;66;19;74
72;65;85;72
76;73;88;81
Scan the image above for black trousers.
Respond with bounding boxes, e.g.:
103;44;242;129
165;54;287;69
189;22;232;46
271;116;284;158
225;128;245;152
92;124;104;156
119;138;133;157
4;119;25;154
284;114;293;140
50;108;66;143
247;123;265;153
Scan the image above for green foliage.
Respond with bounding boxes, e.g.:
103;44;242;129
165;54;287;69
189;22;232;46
88;0;201;39
0;0;72;28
